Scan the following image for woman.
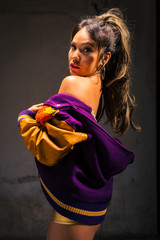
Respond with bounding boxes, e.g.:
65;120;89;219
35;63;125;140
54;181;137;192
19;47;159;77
18;8;140;240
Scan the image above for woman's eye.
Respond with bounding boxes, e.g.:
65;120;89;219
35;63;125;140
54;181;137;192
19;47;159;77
70;44;76;50
83;47;92;53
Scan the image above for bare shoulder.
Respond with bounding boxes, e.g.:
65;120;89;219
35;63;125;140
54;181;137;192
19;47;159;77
58;75;88;94
58;75;102;114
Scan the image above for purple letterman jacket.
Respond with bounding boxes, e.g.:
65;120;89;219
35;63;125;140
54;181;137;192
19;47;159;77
18;93;134;224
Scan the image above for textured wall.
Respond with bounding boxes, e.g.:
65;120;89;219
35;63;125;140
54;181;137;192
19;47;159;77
0;0;157;239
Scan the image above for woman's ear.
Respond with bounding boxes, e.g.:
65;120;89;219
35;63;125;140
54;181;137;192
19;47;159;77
103;52;111;66
97;52;111;72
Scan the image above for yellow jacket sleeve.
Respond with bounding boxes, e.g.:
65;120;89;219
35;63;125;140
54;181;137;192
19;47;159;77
18;112;88;166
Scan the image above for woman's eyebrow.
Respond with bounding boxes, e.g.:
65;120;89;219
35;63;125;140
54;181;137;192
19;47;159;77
71;41;96;48
81;42;95;48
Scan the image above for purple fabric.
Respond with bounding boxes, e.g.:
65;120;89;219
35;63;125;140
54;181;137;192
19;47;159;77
36;94;134;201
18;110;36;125
40;177;108;224
18;93;135;224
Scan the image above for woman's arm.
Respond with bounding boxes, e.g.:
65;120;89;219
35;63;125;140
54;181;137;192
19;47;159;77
18;101;87;166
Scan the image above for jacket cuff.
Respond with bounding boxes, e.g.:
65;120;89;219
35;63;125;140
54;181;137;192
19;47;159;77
18;110;36;125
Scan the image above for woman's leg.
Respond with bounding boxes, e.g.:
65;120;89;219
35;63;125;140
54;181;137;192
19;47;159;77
46;211;100;240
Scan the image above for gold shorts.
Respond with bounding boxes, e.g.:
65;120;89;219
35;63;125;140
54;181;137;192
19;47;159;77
52;210;79;225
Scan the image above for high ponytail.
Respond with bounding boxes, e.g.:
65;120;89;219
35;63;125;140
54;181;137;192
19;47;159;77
71;8;141;136
95;8;130;86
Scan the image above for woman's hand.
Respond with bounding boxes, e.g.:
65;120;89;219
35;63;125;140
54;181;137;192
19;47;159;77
28;103;44;112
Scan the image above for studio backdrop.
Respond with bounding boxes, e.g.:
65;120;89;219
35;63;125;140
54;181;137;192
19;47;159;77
0;0;157;239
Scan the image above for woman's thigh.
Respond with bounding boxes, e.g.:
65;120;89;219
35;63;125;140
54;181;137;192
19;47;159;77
46;211;100;240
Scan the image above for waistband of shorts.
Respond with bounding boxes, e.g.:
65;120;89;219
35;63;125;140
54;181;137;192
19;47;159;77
52;209;80;225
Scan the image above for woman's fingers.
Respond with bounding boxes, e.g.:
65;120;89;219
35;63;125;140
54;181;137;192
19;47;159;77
28;103;44;112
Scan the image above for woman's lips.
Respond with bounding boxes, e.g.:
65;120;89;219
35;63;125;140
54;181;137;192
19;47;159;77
70;63;80;69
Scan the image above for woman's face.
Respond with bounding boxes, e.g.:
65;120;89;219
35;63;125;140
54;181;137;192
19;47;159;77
68;27;99;76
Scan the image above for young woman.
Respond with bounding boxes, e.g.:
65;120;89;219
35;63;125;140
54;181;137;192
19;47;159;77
18;8;140;240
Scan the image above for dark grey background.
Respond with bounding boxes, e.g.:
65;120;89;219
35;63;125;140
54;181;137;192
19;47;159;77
0;0;157;239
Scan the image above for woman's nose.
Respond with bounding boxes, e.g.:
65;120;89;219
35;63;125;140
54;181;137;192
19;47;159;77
72;50;80;62
73;55;80;62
